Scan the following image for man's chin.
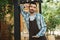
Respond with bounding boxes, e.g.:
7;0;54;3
30;12;34;13
30;11;34;13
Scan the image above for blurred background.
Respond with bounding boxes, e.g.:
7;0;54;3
0;0;60;40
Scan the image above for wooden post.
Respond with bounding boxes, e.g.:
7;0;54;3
13;0;20;40
39;0;42;13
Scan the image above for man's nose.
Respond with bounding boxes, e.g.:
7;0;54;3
30;7;33;9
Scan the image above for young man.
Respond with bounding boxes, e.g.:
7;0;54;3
20;1;47;40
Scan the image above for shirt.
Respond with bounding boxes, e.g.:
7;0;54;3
20;5;47;37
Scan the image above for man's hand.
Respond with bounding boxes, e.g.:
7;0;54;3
32;36;39;38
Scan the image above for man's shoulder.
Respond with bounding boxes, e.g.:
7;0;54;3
36;13;42;17
36;13;44;19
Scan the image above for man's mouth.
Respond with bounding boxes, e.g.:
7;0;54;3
30;9;34;11
30;10;34;13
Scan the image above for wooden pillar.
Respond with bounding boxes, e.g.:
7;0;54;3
13;0;20;40
39;0;42;13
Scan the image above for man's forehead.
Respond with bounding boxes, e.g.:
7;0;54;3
30;4;36;7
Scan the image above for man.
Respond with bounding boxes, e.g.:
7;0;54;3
20;1;47;40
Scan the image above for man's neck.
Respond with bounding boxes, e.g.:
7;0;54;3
30;13;35;16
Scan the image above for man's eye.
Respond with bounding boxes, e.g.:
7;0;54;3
34;7;36;8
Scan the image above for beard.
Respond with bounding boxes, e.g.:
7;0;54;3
29;9;34;13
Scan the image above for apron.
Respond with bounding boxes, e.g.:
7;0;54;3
29;18;46;40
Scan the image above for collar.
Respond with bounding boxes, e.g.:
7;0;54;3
29;13;36;21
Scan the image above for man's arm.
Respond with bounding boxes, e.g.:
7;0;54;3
20;4;29;17
36;15;47;37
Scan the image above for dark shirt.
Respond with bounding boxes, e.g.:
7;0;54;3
29;18;39;37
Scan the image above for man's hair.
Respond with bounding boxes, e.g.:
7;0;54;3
24;2;30;4
30;1;37;6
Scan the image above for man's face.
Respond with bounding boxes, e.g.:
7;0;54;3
29;4;37;13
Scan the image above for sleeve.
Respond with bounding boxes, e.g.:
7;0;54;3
36;15;47;37
20;4;27;17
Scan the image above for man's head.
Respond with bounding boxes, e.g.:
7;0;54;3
29;2;37;13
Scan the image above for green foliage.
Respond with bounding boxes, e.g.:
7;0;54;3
42;2;60;31
0;0;13;21
0;0;8;21
0;0;8;6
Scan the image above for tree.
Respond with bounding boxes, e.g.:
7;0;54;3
42;1;60;35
